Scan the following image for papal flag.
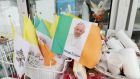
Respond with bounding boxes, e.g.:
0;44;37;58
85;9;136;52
14;35;30;77
52;15;102;68
23;16;43;61
23;16;38;46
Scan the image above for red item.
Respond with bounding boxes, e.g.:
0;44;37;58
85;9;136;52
68;59;74;68
63;59;77;79
64;73;70;79
63;72;77;79
88;73;105;79
63;67;77;79
92;14;104;22
9;73;18;78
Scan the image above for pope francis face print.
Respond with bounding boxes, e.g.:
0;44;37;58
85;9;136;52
63;19;92;61
74;23;85;38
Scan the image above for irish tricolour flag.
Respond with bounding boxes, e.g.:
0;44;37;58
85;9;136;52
52;15;102;68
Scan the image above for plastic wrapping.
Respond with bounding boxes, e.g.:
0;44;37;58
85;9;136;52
116;30;140;52
120;48;140;79
107;53;122;75
107;38;124;50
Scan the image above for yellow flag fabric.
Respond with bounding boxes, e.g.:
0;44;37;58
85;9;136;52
79;25;102;68
65;13;79;18
43;19;52;35
10;17;15;39
50;15;60;38
23;16;28;40
9;17;15;62
23;15;44;60
23;16;38;45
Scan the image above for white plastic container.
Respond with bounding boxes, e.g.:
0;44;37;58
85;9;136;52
107;53;123;75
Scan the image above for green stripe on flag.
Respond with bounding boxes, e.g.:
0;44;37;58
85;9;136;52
52;15;72;54
33;16;40;28
36;20;50;37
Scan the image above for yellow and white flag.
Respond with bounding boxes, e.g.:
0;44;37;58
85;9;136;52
23;16;43;66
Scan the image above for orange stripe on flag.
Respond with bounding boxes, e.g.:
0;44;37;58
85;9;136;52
80;25;102;68
39;40;56;66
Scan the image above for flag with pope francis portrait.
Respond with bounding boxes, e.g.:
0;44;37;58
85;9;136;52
52;15;102;68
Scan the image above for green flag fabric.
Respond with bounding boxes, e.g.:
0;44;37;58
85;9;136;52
33;16;40;28
36;19;50;37
52;15;73;54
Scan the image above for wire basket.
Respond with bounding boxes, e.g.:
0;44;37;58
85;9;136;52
24;59;72;79
0;57;72;79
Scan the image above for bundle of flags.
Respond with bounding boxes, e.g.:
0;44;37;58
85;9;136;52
52;14;102;68
13;13;102;77
13;15;58;77
23;15;57;66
